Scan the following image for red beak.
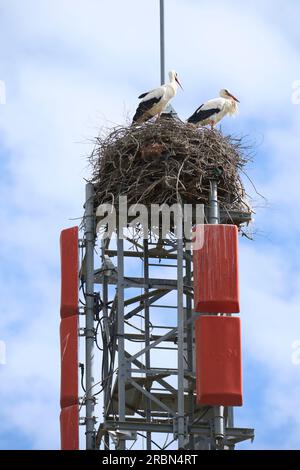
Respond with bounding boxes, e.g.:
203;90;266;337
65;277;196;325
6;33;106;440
229;92;240;103
176;77;184;91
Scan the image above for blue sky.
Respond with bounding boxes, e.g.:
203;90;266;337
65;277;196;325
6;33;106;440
1;0;300;450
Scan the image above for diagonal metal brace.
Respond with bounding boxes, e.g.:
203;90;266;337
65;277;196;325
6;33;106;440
125;328;177;363
128;378;176;417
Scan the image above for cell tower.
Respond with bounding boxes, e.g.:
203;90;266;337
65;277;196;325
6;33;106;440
59;1;255;451
60;182;254;451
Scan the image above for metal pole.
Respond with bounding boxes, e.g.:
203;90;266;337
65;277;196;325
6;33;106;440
209;181;225;449
227;407;234;429
84;183;96;450
186;248;194;450
117;234;126;450
101;242;110;450
160;0;165;85
177;207;185;449
209;180;219;224
144;239;152;450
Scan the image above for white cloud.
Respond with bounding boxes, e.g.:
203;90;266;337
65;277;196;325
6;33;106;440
0;271;60;449
235;242;300;448
0;0;300;449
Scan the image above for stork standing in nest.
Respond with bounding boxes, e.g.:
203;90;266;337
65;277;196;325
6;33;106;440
132;70;183;124
187;89;240;129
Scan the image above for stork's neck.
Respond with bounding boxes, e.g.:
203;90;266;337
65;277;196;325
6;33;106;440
168;77;178;93
224;97;238;115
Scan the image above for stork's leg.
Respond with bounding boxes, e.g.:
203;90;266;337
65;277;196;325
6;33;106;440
210;121;214;130
156;113;161;121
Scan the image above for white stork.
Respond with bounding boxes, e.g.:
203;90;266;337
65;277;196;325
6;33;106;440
187;89;240;129
132;70;183;124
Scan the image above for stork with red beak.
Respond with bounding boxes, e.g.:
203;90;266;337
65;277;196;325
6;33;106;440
132;70;183;124
187;89;240;129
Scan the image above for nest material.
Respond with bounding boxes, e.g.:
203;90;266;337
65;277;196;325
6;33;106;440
89;119;252;223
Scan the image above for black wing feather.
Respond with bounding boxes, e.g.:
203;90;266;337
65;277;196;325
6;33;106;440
132;96;161;123
138;91;150;99
187;105;221;124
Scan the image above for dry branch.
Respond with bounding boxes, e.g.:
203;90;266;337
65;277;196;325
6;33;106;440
89;118;254;227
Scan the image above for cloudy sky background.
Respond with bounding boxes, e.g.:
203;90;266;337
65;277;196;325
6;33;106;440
0;0;300;449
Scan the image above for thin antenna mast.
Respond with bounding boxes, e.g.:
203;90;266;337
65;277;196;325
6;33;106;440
160;0;165;85
159;0;178;118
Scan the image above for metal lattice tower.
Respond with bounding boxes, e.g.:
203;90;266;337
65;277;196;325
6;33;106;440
75;1;254;451
78;182;254;450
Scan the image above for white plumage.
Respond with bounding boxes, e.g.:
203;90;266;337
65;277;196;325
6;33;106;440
187;89;239;129
132;70;183;124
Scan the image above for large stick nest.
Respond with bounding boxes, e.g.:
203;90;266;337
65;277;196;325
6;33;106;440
89;118;253;226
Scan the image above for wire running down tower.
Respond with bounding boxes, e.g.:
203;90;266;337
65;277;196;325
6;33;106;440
59;178;254;450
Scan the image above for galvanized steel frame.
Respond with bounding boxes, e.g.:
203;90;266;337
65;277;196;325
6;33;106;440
80;182;254;450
